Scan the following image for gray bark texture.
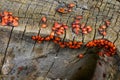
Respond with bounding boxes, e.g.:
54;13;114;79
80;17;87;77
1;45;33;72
0;0;120;80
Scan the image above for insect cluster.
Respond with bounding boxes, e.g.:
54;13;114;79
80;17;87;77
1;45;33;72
57;3;75;14
32;15;116;57
52;22;68;35
0;11;19;27
31;14;116;58
0;9;116;59
72;15;92;35
98;20;111;36
32;35;83;49
86;39;116;57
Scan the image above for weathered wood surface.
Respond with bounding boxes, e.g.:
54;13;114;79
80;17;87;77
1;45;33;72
0;0;120;80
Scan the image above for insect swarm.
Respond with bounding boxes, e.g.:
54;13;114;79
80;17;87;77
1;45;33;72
86;39;116;57
72;15;92;35
0;11;19;27
57;3;75;14
98;20;111;36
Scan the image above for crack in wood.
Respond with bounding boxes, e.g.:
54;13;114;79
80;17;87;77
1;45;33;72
18;3;23;17
92;2;102;40
109;3;120;34
0;27;14;74
41;1;56;51
43;45;60;79
39;2;62;78
0;1;16;74
102;0;112;39
113;30;120;43
66;14;74;42
63;14;72;42
31;3;38;20
108;3;116;20
83;0;100;43
21;3;32;40
31;3;46;52
114;15;119;27
44;21;63;79
93;0;109;40
47;1;55;16
44;8;72;78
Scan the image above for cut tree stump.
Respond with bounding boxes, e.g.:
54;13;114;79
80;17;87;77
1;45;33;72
0;0;120;80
